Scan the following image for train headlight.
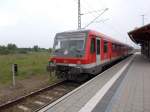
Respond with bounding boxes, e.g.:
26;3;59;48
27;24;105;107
53;60;56;63
49;61;56;67
77;61;81;64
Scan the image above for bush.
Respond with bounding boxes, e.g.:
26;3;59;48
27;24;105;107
0;44;50;55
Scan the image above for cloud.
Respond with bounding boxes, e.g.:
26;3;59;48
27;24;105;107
0;11;17;26
0;0;149;48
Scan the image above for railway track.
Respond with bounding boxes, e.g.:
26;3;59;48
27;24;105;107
0;80;81;112
0;57;127;112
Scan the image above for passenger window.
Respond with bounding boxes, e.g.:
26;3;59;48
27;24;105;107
115;44;117;51
90;38;95;53
116;44;119;51
104;41;108;53
112;44;115;51
97;39;100;54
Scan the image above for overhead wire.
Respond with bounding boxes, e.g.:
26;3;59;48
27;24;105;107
73;0;104;28
73;0;107;21
73;0;135;45
73;0;122;35
88;0;126;42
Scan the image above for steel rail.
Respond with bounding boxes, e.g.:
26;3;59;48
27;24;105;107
0;80;66;111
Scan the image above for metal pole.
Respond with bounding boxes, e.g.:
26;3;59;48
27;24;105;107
141;15;144;26
12;64;16;87
78;0;81;29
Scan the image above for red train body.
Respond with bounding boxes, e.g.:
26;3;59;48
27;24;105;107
48;30;133;80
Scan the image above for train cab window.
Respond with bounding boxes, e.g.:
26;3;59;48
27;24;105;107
90;38;96;53
104;41;108;53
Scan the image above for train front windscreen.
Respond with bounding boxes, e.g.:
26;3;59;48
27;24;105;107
53;32;86;58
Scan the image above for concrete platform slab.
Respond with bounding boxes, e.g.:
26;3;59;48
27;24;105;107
93;53;150;112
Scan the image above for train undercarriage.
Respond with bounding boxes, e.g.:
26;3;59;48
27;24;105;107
47;56;130;82
47;63;98;82
47;61;107;82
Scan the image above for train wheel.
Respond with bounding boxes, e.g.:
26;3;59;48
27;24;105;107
66;74;77;81
55;71;67;80
73;73;89;82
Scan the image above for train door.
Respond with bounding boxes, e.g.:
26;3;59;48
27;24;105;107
96;38;101;66
104;41;108;59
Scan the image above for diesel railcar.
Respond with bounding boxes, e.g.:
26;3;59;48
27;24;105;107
48;30;133;81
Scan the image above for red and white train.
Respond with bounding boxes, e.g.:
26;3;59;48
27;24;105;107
48;29;133;80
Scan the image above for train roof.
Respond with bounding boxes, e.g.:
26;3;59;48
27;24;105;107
89;30;131;47
56;29;131;47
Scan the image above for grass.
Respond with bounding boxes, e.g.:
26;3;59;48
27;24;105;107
0;52;52;85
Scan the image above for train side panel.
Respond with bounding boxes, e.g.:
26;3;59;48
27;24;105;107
48;29;133;81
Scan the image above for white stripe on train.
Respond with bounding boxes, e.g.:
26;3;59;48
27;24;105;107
55;56;123;69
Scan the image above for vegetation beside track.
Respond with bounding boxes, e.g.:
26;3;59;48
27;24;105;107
0;52;55;85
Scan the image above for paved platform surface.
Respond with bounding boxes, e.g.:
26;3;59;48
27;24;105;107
39;53;150;112
39;55;133;112
103;53;150;112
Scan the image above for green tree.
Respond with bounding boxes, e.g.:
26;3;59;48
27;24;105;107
0;45;9;54
7;44;17;50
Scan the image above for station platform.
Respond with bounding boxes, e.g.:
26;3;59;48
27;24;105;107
39;53;150;112
104;53;150;112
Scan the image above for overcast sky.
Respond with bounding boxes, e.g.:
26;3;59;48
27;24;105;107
0;0;149;48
